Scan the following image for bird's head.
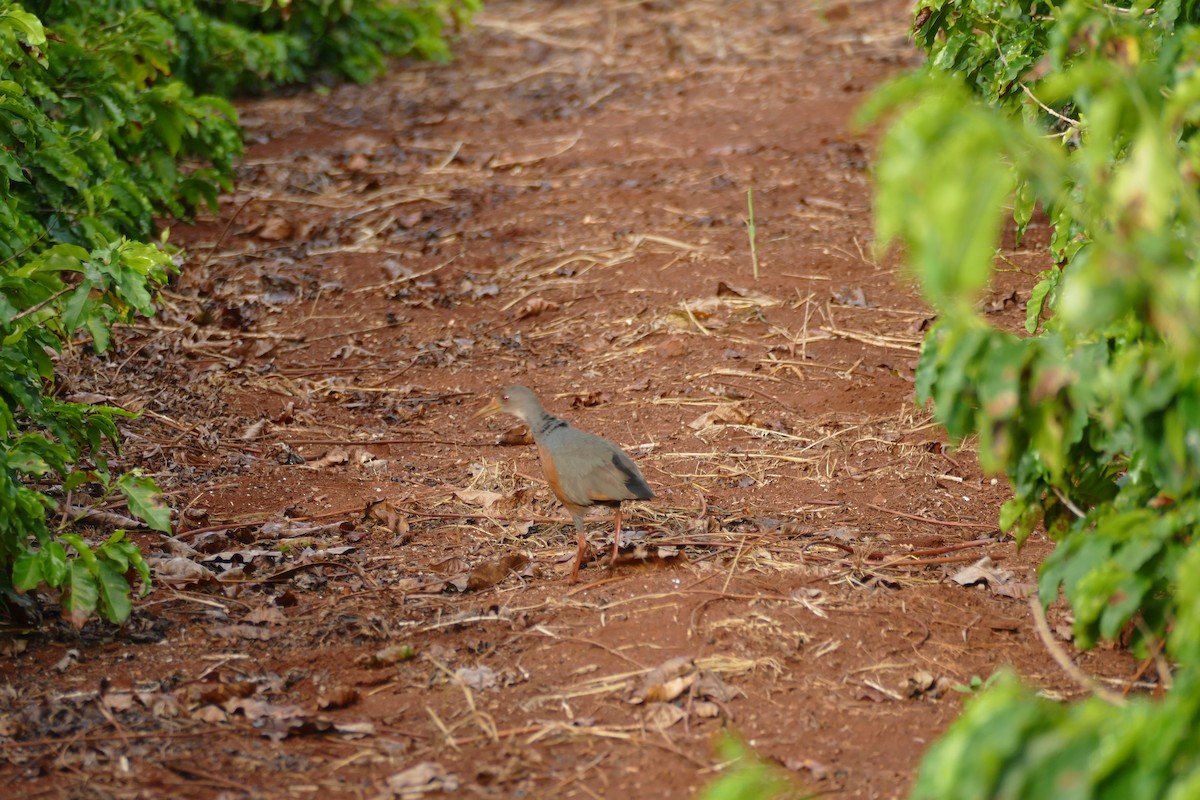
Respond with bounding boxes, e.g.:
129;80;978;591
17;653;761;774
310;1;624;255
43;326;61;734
473;385;542;424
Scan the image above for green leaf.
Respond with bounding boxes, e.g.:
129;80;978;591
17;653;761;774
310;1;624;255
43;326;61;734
1026;277;1052;334
61;560;99;629
12;549;42;590
95;557;133;622
699;734;796;800
85;312;112;352
118;471;171;532
41;540;69;586
2;8;47;46
61;281;94;334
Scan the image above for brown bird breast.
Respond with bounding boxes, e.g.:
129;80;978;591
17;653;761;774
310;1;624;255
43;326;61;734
535;426;653;513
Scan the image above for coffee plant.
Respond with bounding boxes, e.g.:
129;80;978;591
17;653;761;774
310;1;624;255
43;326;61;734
864;0;1200;796
1;0;476;626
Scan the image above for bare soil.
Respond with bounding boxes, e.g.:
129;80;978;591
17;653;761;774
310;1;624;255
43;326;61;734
2;2;1138;799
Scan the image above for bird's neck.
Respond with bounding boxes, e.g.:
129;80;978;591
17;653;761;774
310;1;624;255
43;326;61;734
529;411;568;440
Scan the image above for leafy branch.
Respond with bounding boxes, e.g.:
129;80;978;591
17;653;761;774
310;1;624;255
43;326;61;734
1;0;478;627
867;0;1200;796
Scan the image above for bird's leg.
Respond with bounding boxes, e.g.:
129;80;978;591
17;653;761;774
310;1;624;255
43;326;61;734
610;507;623;566
569;517;587;584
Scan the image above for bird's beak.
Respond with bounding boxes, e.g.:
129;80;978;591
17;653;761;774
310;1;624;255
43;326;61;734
472;398;502;420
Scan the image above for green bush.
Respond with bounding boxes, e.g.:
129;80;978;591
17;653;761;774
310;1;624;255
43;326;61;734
1;0;476;626
27;0;481;96
0;5;240;257
0;3;234;624
865;0;1200;796
1;243;174;626
187;0;480;91
913;546;1200;800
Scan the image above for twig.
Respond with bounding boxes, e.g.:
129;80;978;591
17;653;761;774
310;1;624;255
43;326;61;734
1052;486;1087;519
821;325;921;353
680;300;711;336
350;255;459;294
283;438;473;447
0;728;209;750
429;140;463;172
0;229;47;267
1028;594;1125;706
865;503;996;530
529;626;647;669
721;535;748;594
11;285;74;323
745;187;759;282
490;130;582;170
1133;618;1173;693
425;706;460;750
196;196;254;271
991;32;1082;131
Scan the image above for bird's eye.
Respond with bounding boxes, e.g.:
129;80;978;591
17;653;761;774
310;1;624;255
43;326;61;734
502;394;509;400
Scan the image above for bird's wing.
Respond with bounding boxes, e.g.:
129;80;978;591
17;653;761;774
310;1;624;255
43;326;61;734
549;429;653;505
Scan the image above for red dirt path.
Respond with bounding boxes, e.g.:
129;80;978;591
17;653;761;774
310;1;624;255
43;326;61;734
2;2;1137;798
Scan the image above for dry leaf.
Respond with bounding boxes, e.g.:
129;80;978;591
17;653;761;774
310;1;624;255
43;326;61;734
239;419;269;440
0;638;27;657
783;757;831;780
643;701;686;729
855;686;889;703
63;504;145;529
144;691;183;718
309;447;350;469
498;425;534;446
713;282;781;306
658;337;688;358
158;538;201;558
453;488;504;508
455;665;498;691
194;705;226;723
227;696;290;721
148;557;217;584
494;487;536;513
364;500;412;540
692;669;736;702
513;297;559;320
902;670;937;698
194;681;257;706
429;556;470;575
688;403;756;430
624;377;652;392
332;721;376;738
950;557;1028;599
630;656;696;704
101;692;136;712
257;217;293;241
463;553;530;591
832;286;874;308
385;762;458;796
359;644;417;668
53;649;80;673
210;624;276;641
984;289;1020;313
65;392;113;405
570;391;603;408
317;685;360;710
244;606;288;626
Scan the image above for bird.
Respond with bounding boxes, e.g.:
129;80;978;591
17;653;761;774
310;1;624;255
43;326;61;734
474;385;654;582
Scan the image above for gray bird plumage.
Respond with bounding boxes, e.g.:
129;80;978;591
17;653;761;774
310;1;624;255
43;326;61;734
477;385;653;581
